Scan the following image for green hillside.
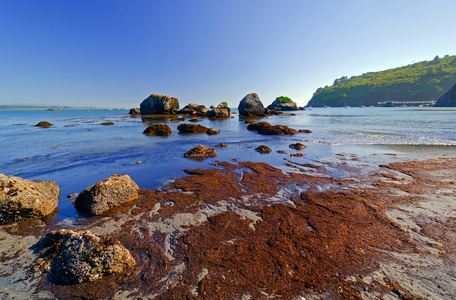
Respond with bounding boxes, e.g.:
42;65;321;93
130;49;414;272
307;55;456;107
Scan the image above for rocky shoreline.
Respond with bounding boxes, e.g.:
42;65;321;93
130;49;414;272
1;93;455;299
1;154;456;299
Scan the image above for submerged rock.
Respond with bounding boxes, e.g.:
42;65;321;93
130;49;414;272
30;229;135;285
247;121;298;135
140;94;179;115
177;123;209;134
0;174;60;224
299;129;312;133
184;145;217;160
206;128;220;135
255;145;272;154
35;121;53;128
238;93;265;117
74;174;139;216
289;143;307;150
129;108;141;115
143;123;172;136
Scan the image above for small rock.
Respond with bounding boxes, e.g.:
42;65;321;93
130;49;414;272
130;161;143;165
143;123;172;136
98;122;114;126
206;128;220;135
289;143;307;150
215;143;228;147
188;118;202;122
51;145;59;148
74;174;139;216
35;121;53;128
184;145;217;160
277;150;287;154
129;108;141;115
255;145;272;154
66;193;79;199
299;129;312;133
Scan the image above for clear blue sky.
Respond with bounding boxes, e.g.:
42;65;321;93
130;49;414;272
1;0;455;108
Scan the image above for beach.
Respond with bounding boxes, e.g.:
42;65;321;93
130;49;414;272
1;108;456;299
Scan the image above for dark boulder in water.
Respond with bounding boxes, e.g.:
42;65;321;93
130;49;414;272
255;145;272;154
143;123;172;136
129;108;141;115
208;107;230;119
35;121;53;128
179;103;208;116
289;143;307;150
267;97;299;111
206;127;220;135
177;123;209;134
140;94;179;115
238;93;265;117
247;121;297;135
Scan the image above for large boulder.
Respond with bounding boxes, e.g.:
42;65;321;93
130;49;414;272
74;174;139;216
0;174;60;224
140;94;179;115
267;96;299;111
143;123;172;136
238;93;265;117
184;145;217;160
177;123;209;134
435;83;456;107
179;103;208;116
208;107;230;119
30;229;135;285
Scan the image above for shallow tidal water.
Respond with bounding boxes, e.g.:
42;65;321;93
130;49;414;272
1;107;455;221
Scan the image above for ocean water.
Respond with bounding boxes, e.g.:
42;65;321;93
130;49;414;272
1;107;455;219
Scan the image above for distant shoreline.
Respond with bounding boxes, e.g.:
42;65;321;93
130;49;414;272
0;106;128;111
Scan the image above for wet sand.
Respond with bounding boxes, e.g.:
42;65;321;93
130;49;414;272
1;155;456;299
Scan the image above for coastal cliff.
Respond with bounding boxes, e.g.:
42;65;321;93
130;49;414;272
307;55;456;107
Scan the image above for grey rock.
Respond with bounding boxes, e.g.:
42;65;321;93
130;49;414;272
0;174;60;224
140;94;179;115
74;174;139;216
184;145;217;160
267;98;299;111
180;103;208;116
208;107;230;119
238;93;265;117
